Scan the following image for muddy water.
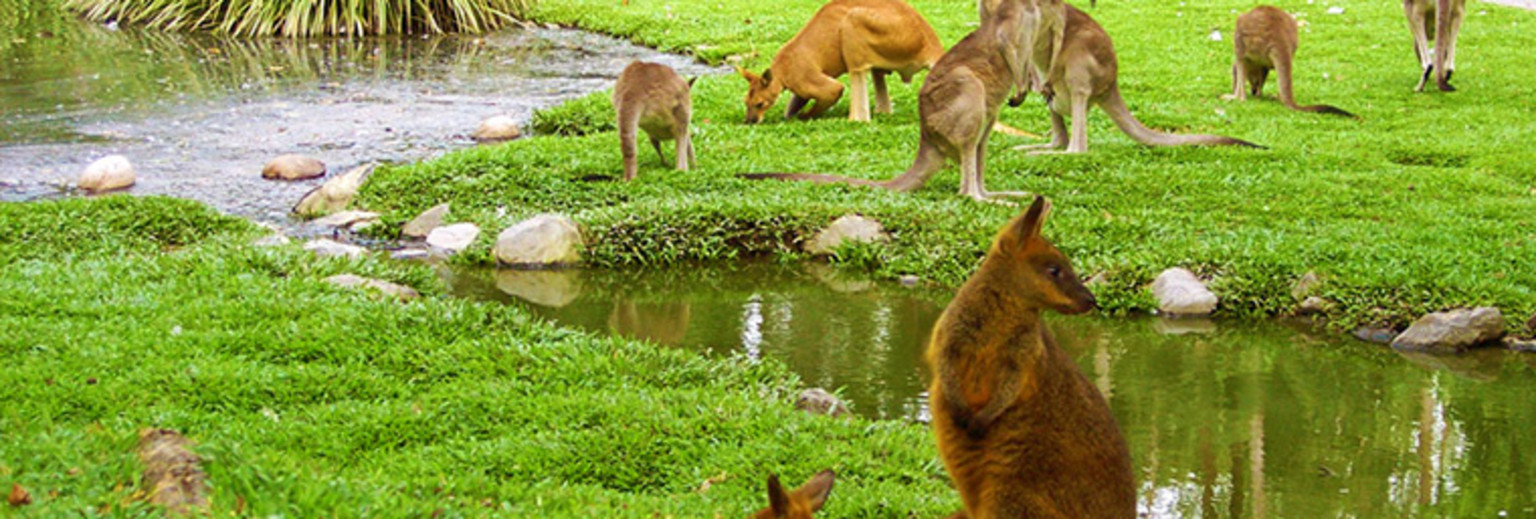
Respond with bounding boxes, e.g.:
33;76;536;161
447;262;1536;518
0;4;716;222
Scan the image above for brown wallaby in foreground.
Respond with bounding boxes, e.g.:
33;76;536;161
614;60;695;181
1225;6;1356;118
738;0;944;123
1404;0;1466;92
743;0;1053;202
926;196;1135;518
1017;5;1262;154
750;470;835;519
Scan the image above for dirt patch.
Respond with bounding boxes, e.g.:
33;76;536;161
137;429;208;515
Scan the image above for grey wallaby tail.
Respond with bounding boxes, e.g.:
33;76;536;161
1098;85;1265;148
1275;54;1358;118
740;138;947;192
739;173;885;187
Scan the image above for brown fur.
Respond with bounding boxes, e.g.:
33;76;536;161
926;196;1134;519
742;0;1053;202
1018;5;1263;154
1404;0;1466;92
737;0;944;123
1225;6;1356;118
614;61;695;181
750;470;835;519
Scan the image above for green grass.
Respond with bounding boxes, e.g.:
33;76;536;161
63;0;533;36
359;0;1536;332
0;196;952;517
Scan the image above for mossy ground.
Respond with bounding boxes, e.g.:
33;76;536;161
360;0;1536;331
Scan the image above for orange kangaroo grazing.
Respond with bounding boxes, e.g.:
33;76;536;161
750;470;835;519
738;0;944;123
926;196;1135;518
1224;6;1356;118
614;60;695;181
1017;5;1262;154
742;0;1053;202
1404;0;1466;92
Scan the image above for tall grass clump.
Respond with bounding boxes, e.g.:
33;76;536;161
64;0;534;36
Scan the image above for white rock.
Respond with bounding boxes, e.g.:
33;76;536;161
78;155;136;192
1292;271;1321;299
390;248;431;260
1392;307;1506;353
804;215;888;255
402;203;450;238
262;154;326;180
426;223;480;252
1151;268;1218;316
293;163;374;217
324;274;419;300
493;214;582;267
303;238;367;258
251;234;290;247
795;388;849;417
311;210;380;229
1297;296;1332;315
473;115;522;143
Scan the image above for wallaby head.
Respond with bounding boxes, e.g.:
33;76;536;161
737;67;784;124
751;470;835;519
989;196;1096;315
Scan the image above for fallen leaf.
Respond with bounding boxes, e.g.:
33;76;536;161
992;122;1043;139
8;484;31;507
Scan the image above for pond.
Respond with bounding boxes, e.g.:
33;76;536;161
0;0;716;222
447;261;1536;518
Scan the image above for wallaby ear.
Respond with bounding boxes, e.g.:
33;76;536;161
766;474;790;516
795;470;835;512
687;76;698;89
738;66;759;83
760;68;773;85
1013;195;1052;241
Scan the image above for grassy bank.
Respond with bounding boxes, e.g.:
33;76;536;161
0;196;951;517
357;0;1536;332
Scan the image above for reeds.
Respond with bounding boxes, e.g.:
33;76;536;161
63;0;534;36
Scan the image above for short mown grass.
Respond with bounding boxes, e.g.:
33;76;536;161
359;0;1536;332
0;196;952;517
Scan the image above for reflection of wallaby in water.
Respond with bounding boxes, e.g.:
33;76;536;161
607;299;692;346
750;470;835;519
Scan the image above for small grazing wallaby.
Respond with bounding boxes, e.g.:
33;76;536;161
743;0;1053;202
750;470;835;519
1404;0;1466;92
1017;5;1262;154
926;196;1135;518
1224;6;1355;118
738;0;944;123
614;60;695;181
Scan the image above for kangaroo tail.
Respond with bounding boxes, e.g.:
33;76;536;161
740;137;948;192
739;173;885;187
1098;84;1265;148
1274;51;1358;119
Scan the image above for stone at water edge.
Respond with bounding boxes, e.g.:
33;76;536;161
473;116;522;143
302;238;366;259
293;163;374;217
1353;326;1398;344
1292;271;1321;300
899;275;920;287
426;223;480;253
493;214;582;267
402;203;450;238
1507;337;1536;353
311;210;380;229
251;234;290;247
324;274;420;300
78;155;136;192
261;154;326;181
1297;296;1332;316
1150;268;1218;316
804;214;889;255
1391;307;1506;353
390;248;431;261
795;388;849;417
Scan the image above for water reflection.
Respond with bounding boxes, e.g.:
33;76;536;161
449;262;1536;518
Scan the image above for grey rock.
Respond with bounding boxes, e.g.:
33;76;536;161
493;214;582;267
1292;271;1321;300
78;155;136;192
899;275;920;287
795;388;849;417
251;234;290;247
1297;296;1332;316
389;248;431;261
1353;326;1398;344
804;215;888;255
473;115;522;143
302;238;366;258
1507;337;1536;353
262;154;326;181
1151;268;1218;316
402;203;450;238
324;274;419;300
1392;307;1506;353
426;222;480;253
311;210;380;229
294;163;373;217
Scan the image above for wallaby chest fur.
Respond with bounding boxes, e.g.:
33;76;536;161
613;61;694;181
926;197;1134;518
1227;6;1355;117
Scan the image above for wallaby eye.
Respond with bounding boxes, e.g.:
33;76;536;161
1047;265;1062;278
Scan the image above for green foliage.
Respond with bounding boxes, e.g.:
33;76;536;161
0;195;254;265
63;0;534;36
530;91;616;136
362;0;1536;331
